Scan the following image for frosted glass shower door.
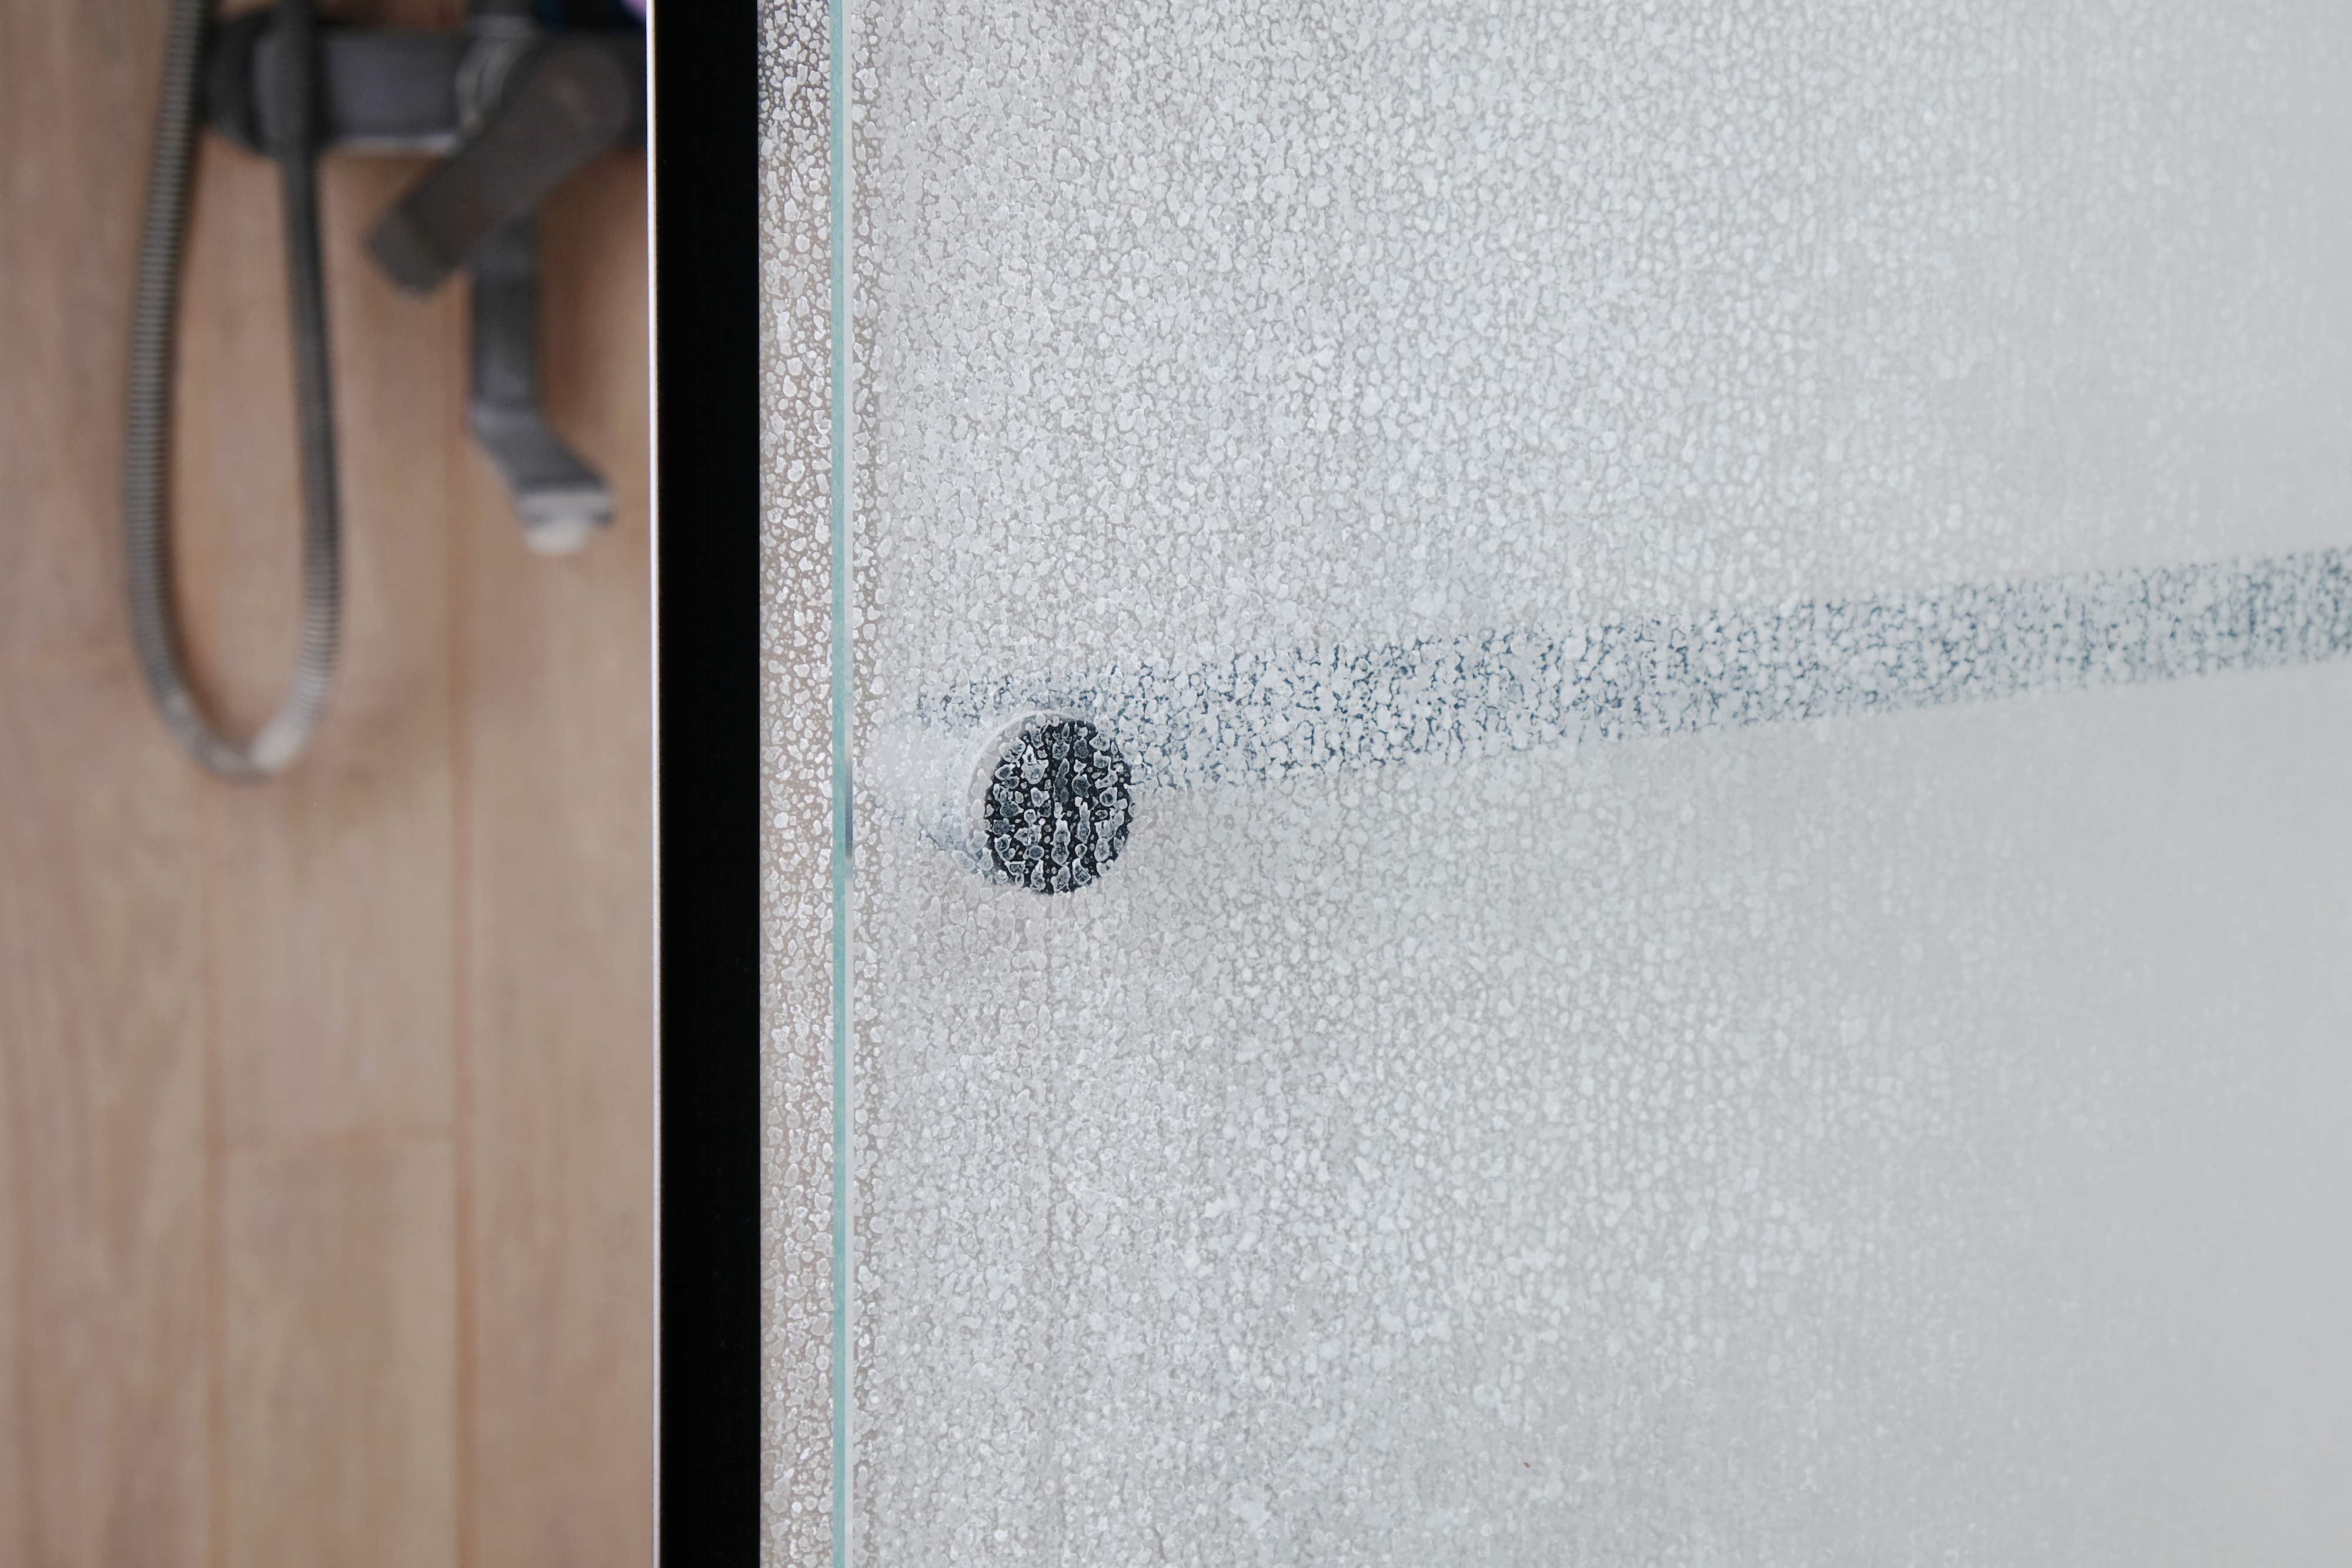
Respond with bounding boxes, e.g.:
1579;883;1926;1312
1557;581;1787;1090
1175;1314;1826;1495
811;2;2352;1560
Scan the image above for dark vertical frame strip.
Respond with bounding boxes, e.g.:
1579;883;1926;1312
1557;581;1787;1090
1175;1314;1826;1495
652;0;761;1562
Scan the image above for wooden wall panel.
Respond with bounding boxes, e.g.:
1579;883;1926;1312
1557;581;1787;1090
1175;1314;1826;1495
221;1141;457;1568
0;952;28;1568
1;8;214;1567
181;141;463;1147
0;1;160;658
0;2;654;1564
0;664;212;1568
463;165;655;1568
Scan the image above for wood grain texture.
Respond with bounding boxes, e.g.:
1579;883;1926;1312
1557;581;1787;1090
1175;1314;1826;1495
221;1140;458;1568
1;8;214;1567
0;0;654;1563
463;162;655;1568
181;139;462;1147
0;963;28;1568
0;0;159;658
0;663;212;1568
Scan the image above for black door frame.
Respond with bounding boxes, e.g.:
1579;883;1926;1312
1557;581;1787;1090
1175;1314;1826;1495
651;1;763;1560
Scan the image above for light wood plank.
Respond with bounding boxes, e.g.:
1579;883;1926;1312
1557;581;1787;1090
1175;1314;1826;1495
462;158;656;1568
221;1138;457;1568
2;0;655;1559
0;7;212;1564
0;0;158;661
0;661;212;1568
0;931;31;1568
177;139;462;1148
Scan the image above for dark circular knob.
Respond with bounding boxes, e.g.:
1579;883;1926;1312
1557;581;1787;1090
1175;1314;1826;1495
979;714;1132;894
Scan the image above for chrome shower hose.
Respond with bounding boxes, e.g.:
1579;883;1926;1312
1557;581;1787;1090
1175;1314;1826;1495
126;0;340;780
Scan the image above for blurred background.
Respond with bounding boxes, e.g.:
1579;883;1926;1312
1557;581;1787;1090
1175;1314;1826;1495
0;2;652;1563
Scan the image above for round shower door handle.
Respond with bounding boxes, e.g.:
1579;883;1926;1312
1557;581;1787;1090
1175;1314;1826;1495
864;710;1134;895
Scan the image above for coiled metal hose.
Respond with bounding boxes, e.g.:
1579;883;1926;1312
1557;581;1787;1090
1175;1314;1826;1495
127;0;339;780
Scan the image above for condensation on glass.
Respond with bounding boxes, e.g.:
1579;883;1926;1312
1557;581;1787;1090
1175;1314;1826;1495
762;3;2352;1562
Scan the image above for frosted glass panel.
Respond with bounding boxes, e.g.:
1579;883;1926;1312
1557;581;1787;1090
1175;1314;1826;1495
813;1;2352;1559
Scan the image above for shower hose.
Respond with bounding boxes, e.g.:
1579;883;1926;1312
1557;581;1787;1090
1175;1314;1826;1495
127;0;339;780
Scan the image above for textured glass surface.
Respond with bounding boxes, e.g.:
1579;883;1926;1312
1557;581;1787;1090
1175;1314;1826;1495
757;2;837;1560
774;1;2352;1559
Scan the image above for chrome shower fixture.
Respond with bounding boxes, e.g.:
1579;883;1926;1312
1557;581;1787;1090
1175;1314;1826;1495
201;0;644;551
128;0;643;781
